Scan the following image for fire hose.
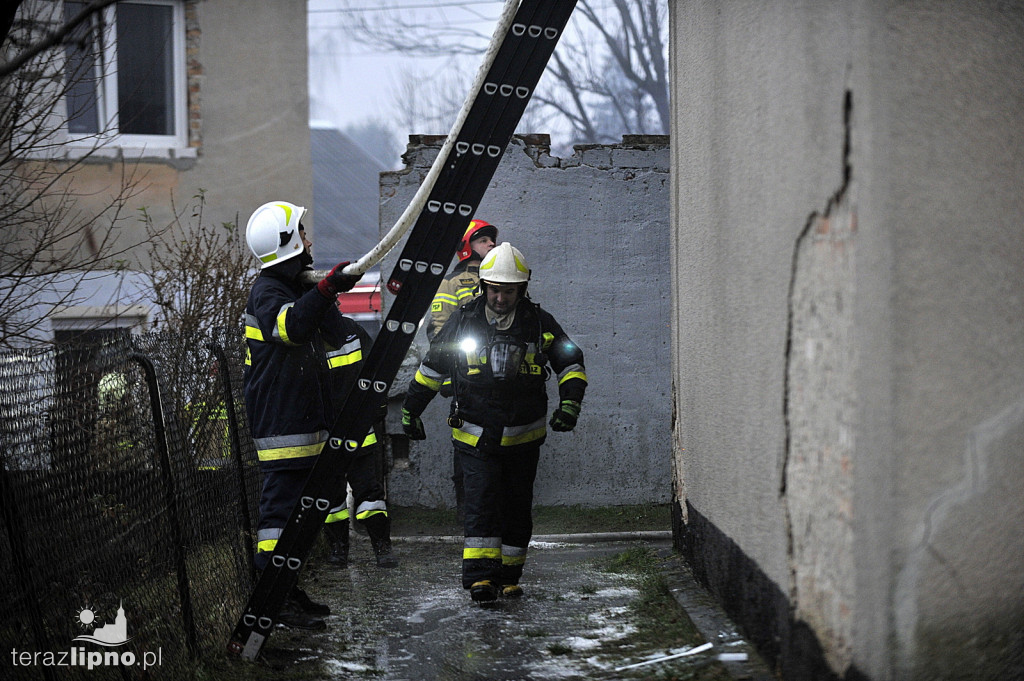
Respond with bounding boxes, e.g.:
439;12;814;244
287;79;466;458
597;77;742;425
298;0;522;287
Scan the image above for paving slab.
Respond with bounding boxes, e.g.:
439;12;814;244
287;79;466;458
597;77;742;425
254;534;771;680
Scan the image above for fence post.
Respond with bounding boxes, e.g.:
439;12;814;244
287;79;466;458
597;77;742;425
0;463;57;681
130;353;199;658
207;342;256;583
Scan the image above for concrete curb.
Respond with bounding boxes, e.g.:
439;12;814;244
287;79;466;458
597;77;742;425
658;551;776;681
392;530;673;544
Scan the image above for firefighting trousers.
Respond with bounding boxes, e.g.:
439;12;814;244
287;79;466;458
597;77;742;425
255;467;309;571
255;448;387;570
457;440;541;589
324;446;389;527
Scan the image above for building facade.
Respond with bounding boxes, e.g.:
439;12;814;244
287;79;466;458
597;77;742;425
669;2;1024;679
5;0;312;340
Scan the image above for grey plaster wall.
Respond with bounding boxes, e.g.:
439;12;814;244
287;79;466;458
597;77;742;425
670;1;1024;680
379;134;671;508
185;0;313;232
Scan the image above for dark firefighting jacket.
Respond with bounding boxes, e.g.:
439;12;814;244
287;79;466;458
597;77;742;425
243;269;381;470
404;295;587;450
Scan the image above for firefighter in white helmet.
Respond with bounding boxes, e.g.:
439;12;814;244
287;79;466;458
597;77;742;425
401;242;588;603
242;201;395;629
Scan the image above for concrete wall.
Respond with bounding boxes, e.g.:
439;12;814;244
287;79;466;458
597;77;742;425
379;134;672;508
669;1;1023;680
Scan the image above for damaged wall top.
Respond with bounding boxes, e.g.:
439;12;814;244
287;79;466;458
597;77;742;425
379;134;672;508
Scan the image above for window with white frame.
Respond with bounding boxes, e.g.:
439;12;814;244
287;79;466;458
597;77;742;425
64;0;187;149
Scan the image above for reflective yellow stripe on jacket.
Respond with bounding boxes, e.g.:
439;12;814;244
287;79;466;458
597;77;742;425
451;417;547;448
414;364;446;392
274;303;298;345
558;363;588;385
244;314;263;366
432;291;460;307
254;430;376;463
326;338;362;368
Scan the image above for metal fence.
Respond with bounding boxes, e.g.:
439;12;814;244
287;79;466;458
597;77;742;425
0;331;260;680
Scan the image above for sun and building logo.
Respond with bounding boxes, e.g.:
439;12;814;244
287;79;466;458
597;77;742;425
73;601;133;646
9;600;161;671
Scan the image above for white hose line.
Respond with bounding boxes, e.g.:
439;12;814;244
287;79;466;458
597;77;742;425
339;0;522;278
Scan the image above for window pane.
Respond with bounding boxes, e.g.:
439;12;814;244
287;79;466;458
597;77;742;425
116;3;174;136
64;1;99;134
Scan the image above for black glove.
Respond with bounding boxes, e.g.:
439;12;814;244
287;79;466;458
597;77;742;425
439;379;454;398
317;261;361;298
401;407;426;440
549;400;581;432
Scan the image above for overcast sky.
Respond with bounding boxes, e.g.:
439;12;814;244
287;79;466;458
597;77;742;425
307;0;502;132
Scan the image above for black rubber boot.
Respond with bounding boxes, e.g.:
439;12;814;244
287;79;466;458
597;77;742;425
291;585;330;616
324;520;350;568
470;580;498;603
500;584;523;598
363;513;398;568
276;596;327;630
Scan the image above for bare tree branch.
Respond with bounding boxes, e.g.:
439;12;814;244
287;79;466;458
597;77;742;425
137;190;255;338
0;0;119;80
0;1;163;348
311;0;669;145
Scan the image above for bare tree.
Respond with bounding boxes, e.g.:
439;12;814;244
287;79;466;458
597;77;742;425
122;191;255;472
315;0;669;145
0;1;154;348
536;0;668;143
137;190;254;338
392;61;473;135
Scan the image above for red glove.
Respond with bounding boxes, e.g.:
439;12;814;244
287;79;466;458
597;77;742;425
317;262;360;298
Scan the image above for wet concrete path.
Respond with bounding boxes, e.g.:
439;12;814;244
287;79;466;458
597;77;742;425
258;535;770;680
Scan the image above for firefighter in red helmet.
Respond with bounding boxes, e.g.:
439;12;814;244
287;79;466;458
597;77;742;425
426;219;498;340
425;219;498;519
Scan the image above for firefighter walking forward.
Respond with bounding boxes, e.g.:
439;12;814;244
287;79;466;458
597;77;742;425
401;243;588;603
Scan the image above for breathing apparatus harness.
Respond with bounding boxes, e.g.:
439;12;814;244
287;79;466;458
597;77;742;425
446;296;548;429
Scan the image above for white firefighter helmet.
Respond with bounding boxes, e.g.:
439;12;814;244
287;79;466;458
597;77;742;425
245;201;307;269
479;242;530;284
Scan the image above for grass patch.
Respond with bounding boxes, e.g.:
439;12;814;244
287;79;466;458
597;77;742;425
589;547;732;680
605;546;664;573
388;505;461;536
388;503;672;537
534;503;671;534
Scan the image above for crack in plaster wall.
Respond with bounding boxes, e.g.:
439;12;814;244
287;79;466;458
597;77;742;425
780;90;856;675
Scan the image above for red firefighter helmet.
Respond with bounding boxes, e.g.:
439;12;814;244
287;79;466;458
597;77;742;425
457;219;498;261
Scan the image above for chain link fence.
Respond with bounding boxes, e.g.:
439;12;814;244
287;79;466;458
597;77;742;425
1;330;260;680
